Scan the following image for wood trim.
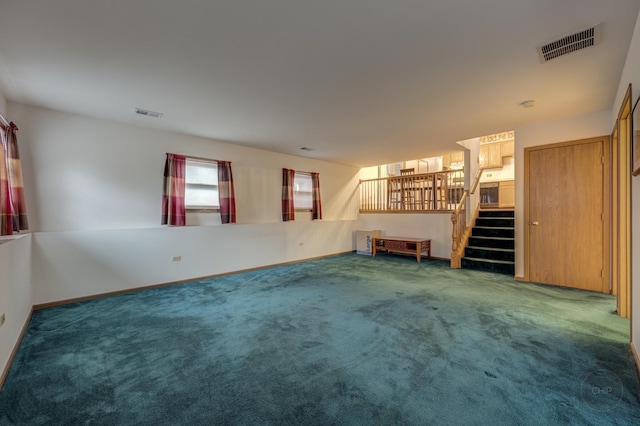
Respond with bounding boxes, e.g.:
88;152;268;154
602;135;612;295
33;251;354;310
515;276;526;282
524;136;610;153
523;145;531;282
611;122;619;297
613;84;632;319
0;307;34;390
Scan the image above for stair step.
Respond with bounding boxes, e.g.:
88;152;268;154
465;246;515;261
468;236;515;249
472;226;514;238
478;209;515;218
461;257;515;275
463;208;515;274
475;217;514;228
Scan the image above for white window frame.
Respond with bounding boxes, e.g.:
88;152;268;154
185;158;219;211
294;171;313;211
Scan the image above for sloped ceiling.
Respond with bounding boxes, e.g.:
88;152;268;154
0;0;638;166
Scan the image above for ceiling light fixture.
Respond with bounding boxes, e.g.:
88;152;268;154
519;100;536;108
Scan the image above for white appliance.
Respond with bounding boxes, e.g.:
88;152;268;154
356;230;382;255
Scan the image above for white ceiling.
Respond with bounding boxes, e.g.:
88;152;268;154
0;0;638;167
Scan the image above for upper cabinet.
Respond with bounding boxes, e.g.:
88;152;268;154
501;140;514;157
450;151;464;163
479;143;502;168
479;140;514;169
442;151;465;169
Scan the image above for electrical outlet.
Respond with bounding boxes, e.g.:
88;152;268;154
0;313;5;327
172;256;182;262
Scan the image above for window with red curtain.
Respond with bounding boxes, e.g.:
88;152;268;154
217;160;236;224
311;172;322;220
161;153;186;226
282;168;295;221
282;168;322;221
0;121;28;236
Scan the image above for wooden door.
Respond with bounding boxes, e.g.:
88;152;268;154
527;138;608;292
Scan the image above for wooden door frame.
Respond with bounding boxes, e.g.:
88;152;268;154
612;84;633;318
523;136;611;293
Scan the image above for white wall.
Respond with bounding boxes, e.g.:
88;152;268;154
0;235;32;385
7;103;361;305
456;138;480;224
357;213;452;259
31;221;356;304
10;103;360;232
613;10;640;363
0;91;34;385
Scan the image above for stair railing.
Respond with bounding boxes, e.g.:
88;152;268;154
450;167;483;268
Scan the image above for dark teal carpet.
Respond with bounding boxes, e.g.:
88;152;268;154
1;253;639;425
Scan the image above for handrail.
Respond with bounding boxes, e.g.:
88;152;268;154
452;167;482;217
359;170;464;212
450;167;484;268
470;167;483;195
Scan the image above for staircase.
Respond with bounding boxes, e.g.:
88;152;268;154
461;209;514;275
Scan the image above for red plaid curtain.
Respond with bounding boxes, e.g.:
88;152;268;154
161;153;186;226
217;161;236;224
282;168;295;221
311;172;322;220
0;122;28;236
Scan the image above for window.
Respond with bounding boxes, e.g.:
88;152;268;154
185;159;218;210
294;172;312;210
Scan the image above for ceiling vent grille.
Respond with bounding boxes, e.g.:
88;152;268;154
537;24;602;63
135;108;163;118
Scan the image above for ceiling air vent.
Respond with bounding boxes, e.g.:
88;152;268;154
135;108;163;118
537;24;602;63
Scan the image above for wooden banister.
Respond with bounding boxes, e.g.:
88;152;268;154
450;168;483;268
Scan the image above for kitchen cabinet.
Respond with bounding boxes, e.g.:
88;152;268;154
479;143;502;168
450;151;464;163
442;151;464;169
501;140;514;157
499;180;515;207
442;154;451;169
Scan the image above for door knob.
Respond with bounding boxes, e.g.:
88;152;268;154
529;221;540;226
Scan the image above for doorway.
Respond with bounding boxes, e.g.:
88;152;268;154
524;136;610;293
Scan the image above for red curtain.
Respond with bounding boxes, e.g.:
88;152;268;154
282;168;295;221
0;122;28;235
161;153;186;226
217;161;236;224
311;172;322;220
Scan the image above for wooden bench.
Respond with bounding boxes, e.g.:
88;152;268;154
372;237;432;263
